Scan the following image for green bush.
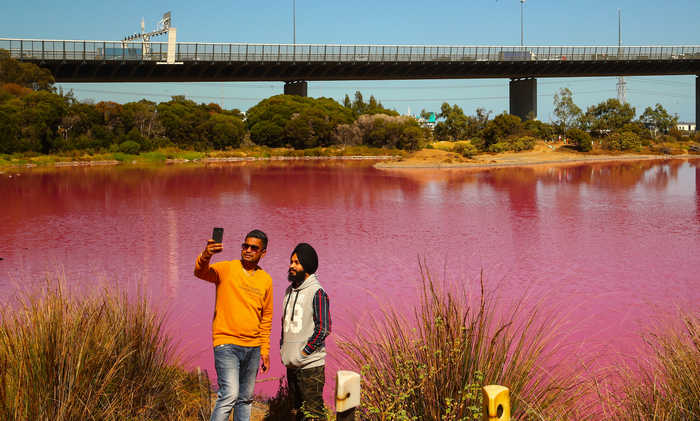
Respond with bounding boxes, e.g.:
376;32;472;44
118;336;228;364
512;136;536;151
486;136;535;153
479;113;523;149
488;141;511;153
603;131;642;151
524;119;555;139
246;95;353;148
469;137;486;151
566;128;593;152
657;134;677;144
348;114;423;151
453;141;478;158
118;140;141;154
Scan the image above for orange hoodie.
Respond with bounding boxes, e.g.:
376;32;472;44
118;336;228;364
195;255;273;357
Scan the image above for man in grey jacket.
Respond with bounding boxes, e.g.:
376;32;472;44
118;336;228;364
281;243;331;420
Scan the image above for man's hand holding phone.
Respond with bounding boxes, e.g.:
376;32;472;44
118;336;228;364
203;239;223;257
203;227;224;258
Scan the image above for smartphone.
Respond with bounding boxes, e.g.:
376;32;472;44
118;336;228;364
212;227;224;244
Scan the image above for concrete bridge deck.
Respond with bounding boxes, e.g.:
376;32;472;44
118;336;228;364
2;39;699;82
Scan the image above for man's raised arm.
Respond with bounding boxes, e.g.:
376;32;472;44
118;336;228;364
194;239;222;283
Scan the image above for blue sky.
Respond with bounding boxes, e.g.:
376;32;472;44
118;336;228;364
1;0;698;122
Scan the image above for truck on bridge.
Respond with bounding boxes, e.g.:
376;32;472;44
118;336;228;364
498;50;536;61
95;47;143;60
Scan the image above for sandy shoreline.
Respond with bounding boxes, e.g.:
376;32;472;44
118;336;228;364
2;147;698;172
374;144;699;171
375;154;698;170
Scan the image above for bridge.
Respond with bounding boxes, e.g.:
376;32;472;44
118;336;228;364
2;38;699;123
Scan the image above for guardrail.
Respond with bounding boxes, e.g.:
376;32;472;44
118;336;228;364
2;38;699;63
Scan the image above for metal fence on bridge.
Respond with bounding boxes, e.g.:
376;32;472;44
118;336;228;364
2;38;700;63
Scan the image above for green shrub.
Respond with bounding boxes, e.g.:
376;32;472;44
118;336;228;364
566;128;593;152
485;136;535;153
488;141;511;153
657;134;677;144
480;113;523;149
512;136;536;151
453;141;478;158
603;131;642;151
111;152;131;162
118;140;141;154
246;95;353;148
140;150;168;162
469;137;486;151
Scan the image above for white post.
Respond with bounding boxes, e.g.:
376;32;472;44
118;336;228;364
167;27;177;64
336;370;361;420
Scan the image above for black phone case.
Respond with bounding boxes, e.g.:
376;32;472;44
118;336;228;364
212;228;224;243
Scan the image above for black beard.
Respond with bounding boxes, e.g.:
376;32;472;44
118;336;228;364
288;270;306;285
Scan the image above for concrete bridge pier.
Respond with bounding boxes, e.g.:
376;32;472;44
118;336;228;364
284;80;308;96
509;78;537;121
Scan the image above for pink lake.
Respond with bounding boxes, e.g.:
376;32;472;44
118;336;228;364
1;159;699;402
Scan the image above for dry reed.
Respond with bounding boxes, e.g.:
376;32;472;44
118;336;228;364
0;278;211;420
336;264;586;420
595;313;699;421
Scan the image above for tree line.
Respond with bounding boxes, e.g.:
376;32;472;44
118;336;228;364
431;87;695;155
1;49;695;156
1;51;424;155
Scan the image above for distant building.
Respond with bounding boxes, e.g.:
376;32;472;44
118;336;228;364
676;122;697;132
417;112;437;130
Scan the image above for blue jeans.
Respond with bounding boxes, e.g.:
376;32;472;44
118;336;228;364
210;343;261;421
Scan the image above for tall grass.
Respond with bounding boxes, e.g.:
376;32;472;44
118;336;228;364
336;265;585;420
0;279;211;420
596;313;699;420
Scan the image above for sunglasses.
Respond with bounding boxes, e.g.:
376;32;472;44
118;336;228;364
241;243;261;252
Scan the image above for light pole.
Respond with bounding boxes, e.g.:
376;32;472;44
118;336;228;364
617;9;626;103
520;0;525;47
293;0;296;45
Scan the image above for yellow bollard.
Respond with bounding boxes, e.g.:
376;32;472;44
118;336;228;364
482;385;510;421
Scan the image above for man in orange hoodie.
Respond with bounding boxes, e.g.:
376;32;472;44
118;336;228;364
195;229;273;421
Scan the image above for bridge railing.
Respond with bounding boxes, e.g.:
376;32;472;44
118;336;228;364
0;39;169;61
2;39;699;63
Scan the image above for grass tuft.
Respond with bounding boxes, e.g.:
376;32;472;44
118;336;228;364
0;279;211;420
336;264;586;420
596;313;700;420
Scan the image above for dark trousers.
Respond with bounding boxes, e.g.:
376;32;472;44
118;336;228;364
287;365;325;420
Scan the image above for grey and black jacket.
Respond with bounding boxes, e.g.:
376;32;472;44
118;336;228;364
280;274;331;369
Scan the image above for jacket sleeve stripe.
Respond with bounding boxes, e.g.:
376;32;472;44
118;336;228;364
304;289;331;354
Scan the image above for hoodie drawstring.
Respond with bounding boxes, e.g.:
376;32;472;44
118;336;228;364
290;290;300;321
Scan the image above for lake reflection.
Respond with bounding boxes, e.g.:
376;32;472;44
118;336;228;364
1;158;699;399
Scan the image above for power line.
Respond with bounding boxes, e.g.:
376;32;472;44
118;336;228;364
63;76;691;97
66;88;263;101
628;89;694;99
67;87;621;103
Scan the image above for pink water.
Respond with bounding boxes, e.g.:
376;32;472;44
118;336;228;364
1;159;699;401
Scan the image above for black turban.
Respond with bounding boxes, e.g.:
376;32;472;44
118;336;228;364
292;243;318;275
